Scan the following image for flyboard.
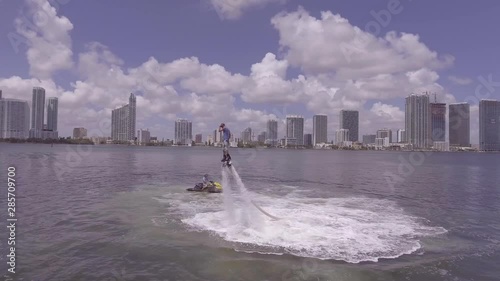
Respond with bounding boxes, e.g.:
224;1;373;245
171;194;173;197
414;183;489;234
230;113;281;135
222;162;281;221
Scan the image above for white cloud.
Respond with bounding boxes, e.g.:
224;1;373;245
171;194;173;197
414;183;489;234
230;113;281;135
1;3;482;144
15;0;74;79
241;53;301;103
180;64;248;94
448;75;473;85
370;102;405;124
270;7;453;78
209;0;287;20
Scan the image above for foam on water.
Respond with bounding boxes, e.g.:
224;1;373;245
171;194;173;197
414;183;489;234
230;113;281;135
180;180;447;263
157;173;448;263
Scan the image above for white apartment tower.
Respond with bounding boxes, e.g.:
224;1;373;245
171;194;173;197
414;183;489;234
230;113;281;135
111;93;137;141
286;115;304;145
0;90;30;139
174;119;192;145
30;87;45;138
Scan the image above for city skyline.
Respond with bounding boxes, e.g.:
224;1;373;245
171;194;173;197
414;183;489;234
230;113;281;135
2;86;499;151
0;1;499;145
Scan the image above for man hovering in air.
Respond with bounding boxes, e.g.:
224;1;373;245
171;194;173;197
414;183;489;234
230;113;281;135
219;123;232;167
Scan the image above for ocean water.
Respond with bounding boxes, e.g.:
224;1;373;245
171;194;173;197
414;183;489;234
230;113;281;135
0;143;499;281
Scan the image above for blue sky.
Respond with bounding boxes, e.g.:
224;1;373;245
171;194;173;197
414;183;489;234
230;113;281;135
1;0;499;143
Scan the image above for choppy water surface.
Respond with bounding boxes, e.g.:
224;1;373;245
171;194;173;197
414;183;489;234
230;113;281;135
0;143;499;280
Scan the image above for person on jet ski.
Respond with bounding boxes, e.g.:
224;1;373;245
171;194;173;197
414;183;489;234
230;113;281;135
200;174;222;193
187;174;222;192
202;174;214;189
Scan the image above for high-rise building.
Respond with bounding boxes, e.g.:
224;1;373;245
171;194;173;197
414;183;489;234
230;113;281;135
376;129;392;143
479;99;500;151
73;127;87;139
47;97;58;131
405;93;431;149
430;103;446;142
339;110;359;142
336;129;350;145
397;129;406;143
174;119;192;145
129;93;136;140
241;127;252;144
375;137;390;148
137;129;151;145
111;93;137;141
111;105;128;141
206;134;213;145
266;119;278;146
44;97;59;139
30;87;45;138
0;96;30;139
313;114;328;145
213;129;221;144
286;115;304;145
257;131;267;143
362;134;376;144
304;133;313;146
449;103;470;147
195;134;202;143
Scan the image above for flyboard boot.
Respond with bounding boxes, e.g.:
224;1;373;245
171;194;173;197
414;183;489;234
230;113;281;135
221;148;232;167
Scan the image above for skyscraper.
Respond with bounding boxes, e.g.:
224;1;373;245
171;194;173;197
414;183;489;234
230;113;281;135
111;93;137;141
241;127;252;143
30;87;45;138
0;96;30;139
214;129;221;144
174;119;192;145
47;97;58;137
195;134;202;143
405;93;431;149
397;129;406;143
304;133;313;146
336;129;350;145
376;129;392;143
128;93;136;140
430;103;446;142
313;114;328;145
286;115;304;145
266;119;278;146
362;134;376;145
257;132;267;143
339;110;359;142
73;127;87;139
449;103;470;147
479;99;500;151
137;129;151;145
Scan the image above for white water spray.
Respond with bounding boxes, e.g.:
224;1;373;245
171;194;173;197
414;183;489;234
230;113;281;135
221;166;270;232
230;166;265;230
221;167;236;226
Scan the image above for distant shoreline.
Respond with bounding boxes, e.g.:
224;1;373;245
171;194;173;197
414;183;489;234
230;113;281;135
0;141;495;153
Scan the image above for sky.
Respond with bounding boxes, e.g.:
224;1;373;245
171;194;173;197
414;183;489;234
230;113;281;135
1;0;500;144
